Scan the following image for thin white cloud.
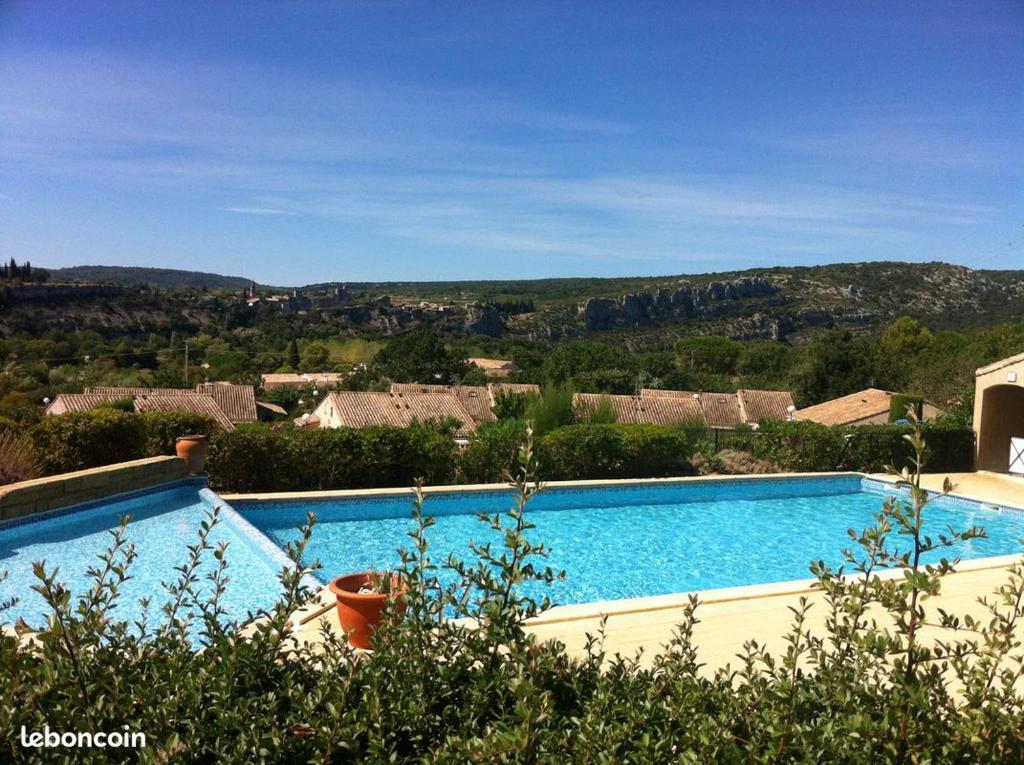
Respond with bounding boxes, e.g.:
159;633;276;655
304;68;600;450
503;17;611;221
220;206;295;216
0;48;1013;274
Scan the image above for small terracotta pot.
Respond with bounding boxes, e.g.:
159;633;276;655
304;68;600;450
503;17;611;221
329;572;406;649
175;434;209;474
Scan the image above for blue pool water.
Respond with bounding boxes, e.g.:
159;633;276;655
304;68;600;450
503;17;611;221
3;476;1023;630
236;475;1024;606
0;483;286;631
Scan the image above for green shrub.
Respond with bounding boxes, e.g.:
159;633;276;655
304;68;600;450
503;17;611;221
31;409;147;474
745;419;975;473
538;424;696;480
492;390;535;420
205;424;284;492
578;393;618;424
888;393;924;423
139;411;220;457
207;424;457;492
525;384;575;436
457;419;528;484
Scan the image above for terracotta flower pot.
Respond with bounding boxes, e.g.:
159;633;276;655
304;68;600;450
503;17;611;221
175;434;209;474
329;572;406;649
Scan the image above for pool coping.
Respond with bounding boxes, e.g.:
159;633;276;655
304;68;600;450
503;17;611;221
524;552;1023;626
218;470;868;503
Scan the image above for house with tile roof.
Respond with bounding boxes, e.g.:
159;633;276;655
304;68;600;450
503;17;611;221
390;383;496;425
132;393;235;431
794;388;941;427
84;383;258;425
737;389;796;424
487;382;541;399
47;391;235;431
972;351;1024;473
311;391;478;439
195;382;258;423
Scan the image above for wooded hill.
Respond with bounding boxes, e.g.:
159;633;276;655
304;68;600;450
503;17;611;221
23;261;1024;345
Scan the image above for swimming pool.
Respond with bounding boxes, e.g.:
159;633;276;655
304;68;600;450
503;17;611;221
0;482;289;631
3;474;1022;631
233;474;1024;607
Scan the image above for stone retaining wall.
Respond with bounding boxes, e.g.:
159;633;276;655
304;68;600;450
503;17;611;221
0;457;188;522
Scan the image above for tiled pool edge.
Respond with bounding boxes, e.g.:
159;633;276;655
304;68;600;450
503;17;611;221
202;489;322;593
218;470;868;504
0;476;207;530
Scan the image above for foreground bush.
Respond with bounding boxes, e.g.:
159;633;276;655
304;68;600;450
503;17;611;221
1;426;1023;763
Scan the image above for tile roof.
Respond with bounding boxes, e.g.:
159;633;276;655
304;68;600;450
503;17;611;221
640;388;698;399
390;384;496;424
737;389;795;424
195;383;258;422
256;400;289;416
573;393;707;427
643;387;794;427
794;388;895;426
694;392;743;428
261;373;304;386
573;393;643;424
261;372;347;388
85;386;192;397
636;394;707;427
45;393;124;415
132;394;235;431
320;392;478;438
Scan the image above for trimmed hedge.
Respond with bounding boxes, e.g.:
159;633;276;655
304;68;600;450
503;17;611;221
32;409;148;474
140;411;221;457
206;424;457;492
31;409;221;475
537;424;697;481
29;413;976;488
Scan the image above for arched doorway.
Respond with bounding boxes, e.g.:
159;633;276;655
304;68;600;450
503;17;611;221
975;384;1024;473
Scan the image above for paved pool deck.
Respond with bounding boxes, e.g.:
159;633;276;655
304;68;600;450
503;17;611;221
288;470;1024;667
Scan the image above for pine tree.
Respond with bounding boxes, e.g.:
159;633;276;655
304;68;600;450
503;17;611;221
287;339;300;369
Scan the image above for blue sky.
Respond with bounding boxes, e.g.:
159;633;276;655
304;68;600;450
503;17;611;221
1;1;1021;284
